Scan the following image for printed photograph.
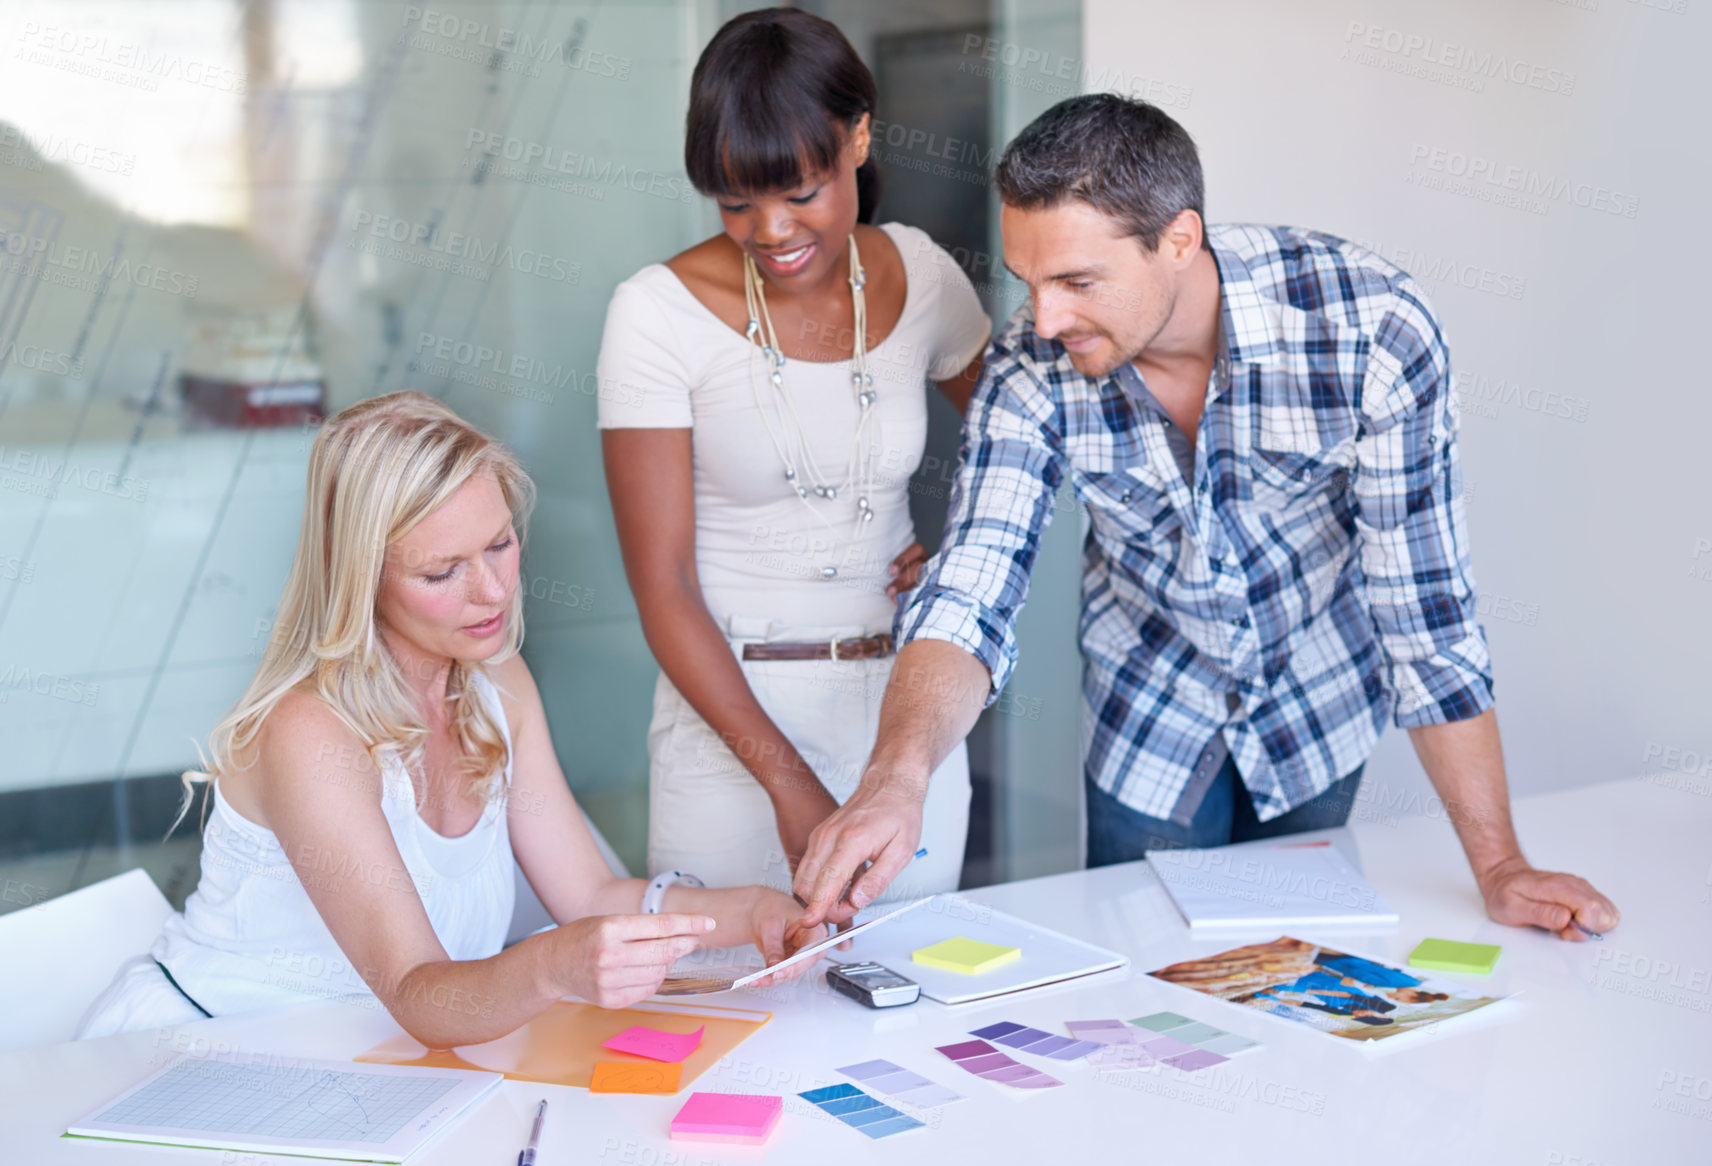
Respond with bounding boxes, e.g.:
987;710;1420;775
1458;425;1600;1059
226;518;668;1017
1149;937;1504;1042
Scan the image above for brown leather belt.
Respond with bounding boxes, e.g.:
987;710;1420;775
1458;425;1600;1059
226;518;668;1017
741;633;894;662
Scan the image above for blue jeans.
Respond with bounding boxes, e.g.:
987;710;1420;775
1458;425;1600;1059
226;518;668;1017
1086;755;1366;866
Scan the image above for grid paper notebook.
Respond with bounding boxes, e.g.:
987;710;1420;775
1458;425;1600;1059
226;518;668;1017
66;1054;503;1163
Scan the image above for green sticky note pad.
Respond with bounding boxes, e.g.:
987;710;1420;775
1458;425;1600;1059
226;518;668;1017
912;937;1021;975
1409;938;1501;975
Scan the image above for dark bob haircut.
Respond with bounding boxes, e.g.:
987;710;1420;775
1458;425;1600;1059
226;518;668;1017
996;93;1205;252
685;8;880;216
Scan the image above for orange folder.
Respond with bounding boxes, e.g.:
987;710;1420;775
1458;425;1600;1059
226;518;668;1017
356;1000;770;1092
591;1060;683;1094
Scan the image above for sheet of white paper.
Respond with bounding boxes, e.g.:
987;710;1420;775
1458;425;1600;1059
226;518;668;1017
844;896;1128;1006
1149;842;1399;931
654;897;934;996
66;1055;501;1163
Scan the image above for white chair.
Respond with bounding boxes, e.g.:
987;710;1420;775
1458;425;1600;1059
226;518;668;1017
0;869;173;1053
505;806;631;946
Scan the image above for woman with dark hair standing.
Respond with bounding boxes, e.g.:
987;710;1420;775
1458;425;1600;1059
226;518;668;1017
598;8;989;897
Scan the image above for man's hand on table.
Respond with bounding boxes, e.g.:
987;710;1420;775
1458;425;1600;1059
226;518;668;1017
791;776;925;928
1478;855;1620;941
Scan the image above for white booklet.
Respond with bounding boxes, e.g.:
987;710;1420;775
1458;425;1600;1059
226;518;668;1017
842;894;1129;1006
1149;840;1399;932
66;1055;502;1163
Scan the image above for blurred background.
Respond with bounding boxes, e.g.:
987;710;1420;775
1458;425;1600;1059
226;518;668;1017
0;0;1705;920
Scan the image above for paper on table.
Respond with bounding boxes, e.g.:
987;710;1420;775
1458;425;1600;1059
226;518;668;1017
65;1055;501;1164
1147;936;1508;1044
799;1083;926;1139
1164;1048;1228;1071
655;897;934;996
1139;1034;1198;1058
590;1061;682;1094
935;1038;1063;1090
969;1021;1103;1061
1198;1031;1261;1056
1130;1011;1259;1059
1066;1020;1158;1069
837;1059;965;1108
670;1092;782;1144
1149;844;1399;931
601;1025;704;1062
1131;1012;1194;1033
357;1000;767;1090
840;896;1127;1006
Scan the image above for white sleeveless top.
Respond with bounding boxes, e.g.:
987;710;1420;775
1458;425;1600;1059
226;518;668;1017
595;222;991;633
151;670;517;1016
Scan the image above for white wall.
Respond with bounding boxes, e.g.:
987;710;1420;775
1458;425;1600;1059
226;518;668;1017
1076;0;1711;817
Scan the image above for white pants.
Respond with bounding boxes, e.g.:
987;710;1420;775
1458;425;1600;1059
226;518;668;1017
647;616;971;900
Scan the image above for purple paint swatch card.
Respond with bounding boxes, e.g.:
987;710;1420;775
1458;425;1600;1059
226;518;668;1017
934;1039;1064;1090
969;1021;1104;1061
1163;1048;1229;1072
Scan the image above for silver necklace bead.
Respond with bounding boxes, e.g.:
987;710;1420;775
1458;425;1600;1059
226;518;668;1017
821;566;838;579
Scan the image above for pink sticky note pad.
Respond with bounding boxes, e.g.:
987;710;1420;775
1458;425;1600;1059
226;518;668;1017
670;1092;782;1145
603;1024;705;1063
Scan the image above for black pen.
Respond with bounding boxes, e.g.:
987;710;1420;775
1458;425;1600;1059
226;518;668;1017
518;1098;547;1166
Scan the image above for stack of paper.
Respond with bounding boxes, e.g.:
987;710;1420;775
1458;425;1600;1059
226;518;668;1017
670;1093;781;1145
1149;842;1399;931
848;896;1127;1005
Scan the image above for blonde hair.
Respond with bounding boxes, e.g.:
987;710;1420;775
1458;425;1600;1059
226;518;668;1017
175;391;536;831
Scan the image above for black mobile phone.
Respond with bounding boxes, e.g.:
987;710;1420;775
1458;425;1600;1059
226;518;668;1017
825;961;921;1008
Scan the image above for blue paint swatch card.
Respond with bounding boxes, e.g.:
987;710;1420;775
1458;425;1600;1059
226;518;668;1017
799;1083;925;1139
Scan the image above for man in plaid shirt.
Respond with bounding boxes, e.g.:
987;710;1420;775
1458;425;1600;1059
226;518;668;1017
796;93;1617;943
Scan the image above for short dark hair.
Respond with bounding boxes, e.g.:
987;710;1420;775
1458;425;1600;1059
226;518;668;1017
685;7;879;216
995;93;1205;251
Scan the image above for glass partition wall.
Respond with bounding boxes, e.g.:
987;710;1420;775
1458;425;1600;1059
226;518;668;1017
0;0;1083;919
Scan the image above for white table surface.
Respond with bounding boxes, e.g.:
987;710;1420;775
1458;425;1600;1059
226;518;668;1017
3;775;1705;1165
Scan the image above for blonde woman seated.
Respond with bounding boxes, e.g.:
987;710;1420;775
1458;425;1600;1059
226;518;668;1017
77;391;823;1047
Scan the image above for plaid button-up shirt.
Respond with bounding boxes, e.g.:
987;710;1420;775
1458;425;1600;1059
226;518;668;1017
897;223;1494;822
